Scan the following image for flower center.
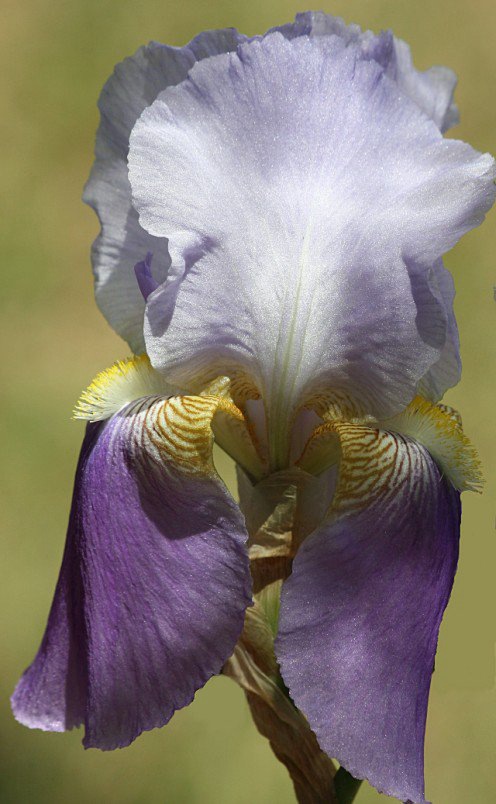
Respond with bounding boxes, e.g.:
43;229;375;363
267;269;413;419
74;356;482;494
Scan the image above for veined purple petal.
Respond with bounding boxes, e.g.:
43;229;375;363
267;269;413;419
129;33;494;430
276;423;461;803
12;397;251;749
83;29;246;352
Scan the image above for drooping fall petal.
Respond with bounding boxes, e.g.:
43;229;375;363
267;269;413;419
12;395;252;749
276;421;461;803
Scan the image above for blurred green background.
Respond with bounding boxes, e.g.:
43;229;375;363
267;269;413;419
1;1;495;802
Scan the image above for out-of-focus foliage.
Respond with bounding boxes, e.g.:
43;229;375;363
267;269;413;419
1;2;495;802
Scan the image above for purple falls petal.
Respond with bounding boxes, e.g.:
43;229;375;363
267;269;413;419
12;397;252;749
276;424;461;804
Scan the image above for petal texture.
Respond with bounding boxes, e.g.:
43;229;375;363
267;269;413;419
83;29;246;352
12;395;251;749
276;422;461;803
129;33;495;448
277;11;459;132
417;260;461;400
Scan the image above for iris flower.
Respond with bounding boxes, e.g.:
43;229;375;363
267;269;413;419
12;12;495;804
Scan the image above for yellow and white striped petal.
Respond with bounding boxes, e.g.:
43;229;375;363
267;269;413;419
380;396;482;492
298;396;481;493
73;355;264;478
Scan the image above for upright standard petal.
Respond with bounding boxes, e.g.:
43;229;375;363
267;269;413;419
277;11;459;132
417;260;461;400
83;29;245;352
129;33;495;461
276;420;462;803
12;394;251;749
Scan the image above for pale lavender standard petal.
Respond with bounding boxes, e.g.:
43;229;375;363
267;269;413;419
276;427;461;804
277;11;459;132
279;12;462;403
12;400;251;749
83;29;246;352
129;33;495;428
418;260;461;400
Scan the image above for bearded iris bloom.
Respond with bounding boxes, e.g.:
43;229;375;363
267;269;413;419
12;11;495;804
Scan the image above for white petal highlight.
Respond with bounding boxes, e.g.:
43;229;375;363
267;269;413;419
129;33;495;459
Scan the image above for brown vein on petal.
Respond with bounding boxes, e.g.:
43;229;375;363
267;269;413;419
297;417;424;523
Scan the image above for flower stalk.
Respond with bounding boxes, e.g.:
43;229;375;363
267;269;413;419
224;601;338;804
334;769;363;804
224;468;339;803
226;472;363;803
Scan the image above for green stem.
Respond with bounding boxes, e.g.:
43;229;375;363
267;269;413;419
334;768;362;804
